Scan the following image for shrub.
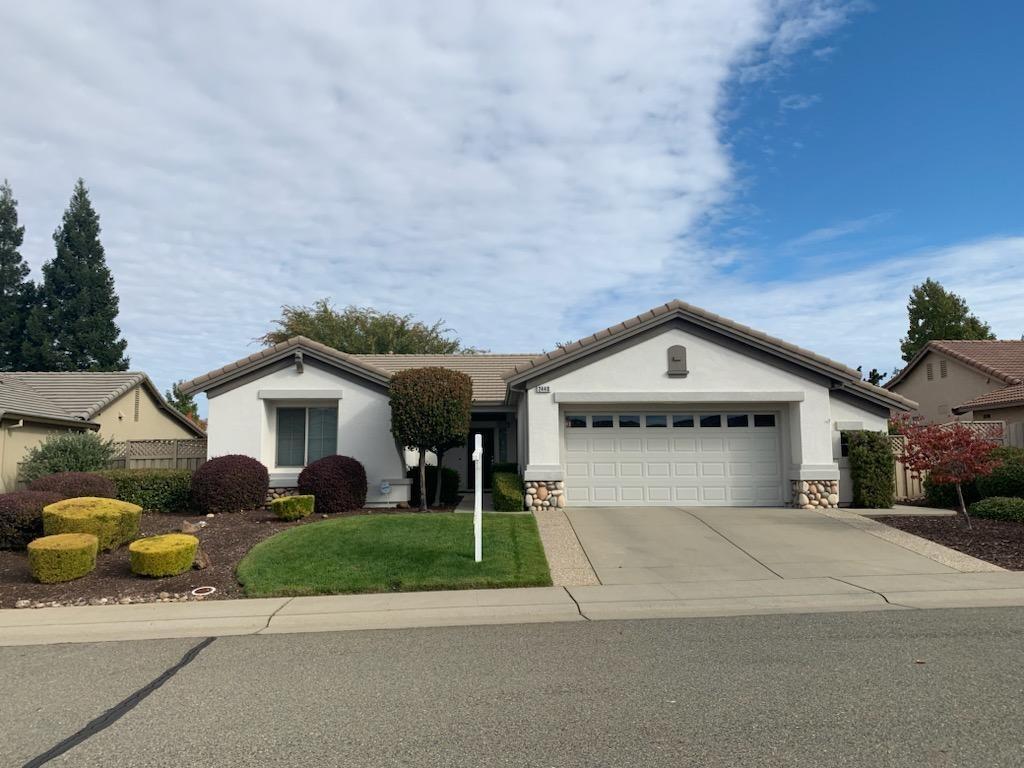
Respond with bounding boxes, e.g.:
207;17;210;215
845;430;895;508
271;495;315;521
297;455;367;515
492;472;523;512
18;431;116;483
968;496;1024;522
100;468;192;513
28;533;98;583
491;462;518;475
29;471;116;500
0;491;63;550
407;466;460;507
190;455;269;514
976;447;1024;500
42;497;142;551
924;475;981;510
129;533;199;577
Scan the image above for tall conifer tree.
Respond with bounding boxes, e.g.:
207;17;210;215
0;180;32;370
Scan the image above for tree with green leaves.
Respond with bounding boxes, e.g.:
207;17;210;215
0;180;33;371
389;367;473;510
165;379;201;423
22;179;128;371
858;366;885;386
260;299;481;354
900;278;994;362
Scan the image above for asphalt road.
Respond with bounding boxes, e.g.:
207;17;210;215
4;607;1024;767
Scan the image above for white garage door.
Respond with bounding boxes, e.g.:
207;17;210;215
563;411;783;506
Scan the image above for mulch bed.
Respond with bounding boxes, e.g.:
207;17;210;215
0;503;458;609
874;514;1024;570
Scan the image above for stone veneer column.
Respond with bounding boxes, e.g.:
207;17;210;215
791;479;839;510
524;480;566;512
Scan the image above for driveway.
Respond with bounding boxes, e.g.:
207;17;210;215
565;507;959;585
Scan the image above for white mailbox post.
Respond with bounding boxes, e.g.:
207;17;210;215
472;432;483;562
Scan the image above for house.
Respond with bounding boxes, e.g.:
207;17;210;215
886;340;1024;446
181;300;914;509
0;372;206;492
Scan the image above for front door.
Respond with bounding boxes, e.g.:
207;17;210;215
467;428;495;490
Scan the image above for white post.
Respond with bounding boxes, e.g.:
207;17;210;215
472;432;483;562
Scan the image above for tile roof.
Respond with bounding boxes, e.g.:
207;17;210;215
955;383;1024;412
0;375;84;423
887;340;1024;389
352;354;538;404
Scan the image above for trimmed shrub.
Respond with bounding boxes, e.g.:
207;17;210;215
0;491;63;550
190;455;269;514
924;475;981;509
845;430;895;508
42;497;142;551
492;472;523;512
297;455;367;515
976;447;1024;500
407;466;460;507
491;462;519;475
29;471;116;500
18;431;116;483
129;533;199;577
100;468;192;513
968;496;1024;522
271;494;315;521
28;533;98;583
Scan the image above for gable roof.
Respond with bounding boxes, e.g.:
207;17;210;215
505;299;916;411
352;354;537;405
954;383;1024;413
887;340;1024;390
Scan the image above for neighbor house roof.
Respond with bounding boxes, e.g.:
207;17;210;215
887;340;1024;389
352;354;538;405
954;383;1024;413
0;375;94;427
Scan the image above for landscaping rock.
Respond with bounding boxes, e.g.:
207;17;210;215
193;546;211;570
15;599;30;608
180;520;203;534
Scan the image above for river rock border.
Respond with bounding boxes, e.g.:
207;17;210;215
792;479;839;509
525;480;565;511
265;487;299;506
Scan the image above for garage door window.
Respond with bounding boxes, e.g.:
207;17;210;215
754;414;776;427
727;414;749;428
645;415;667;428
672;414;695;428
592;415;614;428
618;414;641;428
700;414;722;428
566;414;587;428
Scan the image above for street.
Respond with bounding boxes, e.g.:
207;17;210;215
4;607;1024;767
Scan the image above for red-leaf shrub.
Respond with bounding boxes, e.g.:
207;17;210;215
190;455;269;514
28;471;116;500
0;491;64;550
297;455;367;514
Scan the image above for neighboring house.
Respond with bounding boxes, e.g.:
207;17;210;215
0;372;205;492
181;300;913;509
886;340;1024;445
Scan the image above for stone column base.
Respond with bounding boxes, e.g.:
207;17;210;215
525;480;565;511
791;479;839;509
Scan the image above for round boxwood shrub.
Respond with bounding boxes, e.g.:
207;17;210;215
297;455;367;515
42;497;142;551
29;471;116;500
976;446;1024;500
28;533;99;583
190;455;269;514
0;490;63;550
968;496;1024;522
129;533;199;577
270;494;315;521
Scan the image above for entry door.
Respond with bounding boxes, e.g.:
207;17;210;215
562;411;783;506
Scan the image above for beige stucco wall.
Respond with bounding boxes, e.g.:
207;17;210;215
890;351;998;422
0;420;87;493
92;385;197;441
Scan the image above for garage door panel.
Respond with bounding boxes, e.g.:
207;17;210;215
673;438;698;452
648;487;672;502
593;462;617;477
620;462;644;477
593;486;617;502
701;462;725;477
674;462;698;477
702;487;727;501
565;462;590;478
674;486;699;501
646;438;670;452
620;486;644;502
646;462;670;477
700;437;725;452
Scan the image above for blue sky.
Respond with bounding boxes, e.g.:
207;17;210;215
0;1;1021;400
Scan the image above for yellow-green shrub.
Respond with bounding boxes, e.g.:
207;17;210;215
42;497;142;551
270;495;315;521
129;533;199;577
27;533;98;583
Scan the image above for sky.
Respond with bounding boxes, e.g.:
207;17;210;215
1;0;1021;402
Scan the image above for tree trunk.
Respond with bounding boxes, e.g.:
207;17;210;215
434;449;445;507
418;448;428;512
955;482;972;530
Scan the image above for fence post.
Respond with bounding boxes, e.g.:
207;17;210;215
172;439;179;468
125;439;133;470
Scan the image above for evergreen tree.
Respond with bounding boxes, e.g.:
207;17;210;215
165;380;200;421
900;278;994;362
0;180;32;370
22;179;128;371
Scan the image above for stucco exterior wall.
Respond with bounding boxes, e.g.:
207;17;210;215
0;420;87;493
890;352;997;422
92;386;198;441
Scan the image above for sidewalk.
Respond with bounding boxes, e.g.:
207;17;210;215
4;572;1024;646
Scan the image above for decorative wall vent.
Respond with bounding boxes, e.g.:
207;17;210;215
667;345;688;378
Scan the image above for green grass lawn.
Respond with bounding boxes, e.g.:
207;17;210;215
236;513;552;597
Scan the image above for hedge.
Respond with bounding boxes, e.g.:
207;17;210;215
845;431;895;508
42;497;142;551
976;447;1024;500
101;469;192;513
924;475;981;510
298;455;367;514
29;471;116;500
28;533;99;583
129;533;199;577
492;472;523;512
407;466;460;507
190;455;269;514
0;491;63;550
968;496;1024;522
270;495;315;521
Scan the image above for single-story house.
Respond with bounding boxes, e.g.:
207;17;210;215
0;372;206;492
180;300;914;510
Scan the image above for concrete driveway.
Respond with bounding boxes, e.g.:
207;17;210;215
565;507;959;585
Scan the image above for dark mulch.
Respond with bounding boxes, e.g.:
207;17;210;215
0;503;458;608
874;514;1024;570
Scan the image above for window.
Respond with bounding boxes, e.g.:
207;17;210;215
672;414;694;428
940;359;948;378
592;415;614;428
618;414;641;428
645;414;667;428
727;414;749;428
700;414;722;428
840;432;850;458
276;406;338;467
754;414;776;428
566;414;587;429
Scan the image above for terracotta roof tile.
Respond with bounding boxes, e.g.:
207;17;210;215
352;354;538;404
955;383;1024;412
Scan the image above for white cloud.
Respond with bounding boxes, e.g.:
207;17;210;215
779;93;821;111
783;211;893;248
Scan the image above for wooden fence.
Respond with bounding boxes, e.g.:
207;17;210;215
890;421;1006;501
108;439;208;471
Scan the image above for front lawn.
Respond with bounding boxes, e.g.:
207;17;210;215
236;513;552;597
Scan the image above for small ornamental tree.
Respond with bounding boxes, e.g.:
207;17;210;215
896;415;1002;528
389;367;473;511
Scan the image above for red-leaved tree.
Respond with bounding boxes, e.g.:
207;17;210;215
894;415;1002;528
